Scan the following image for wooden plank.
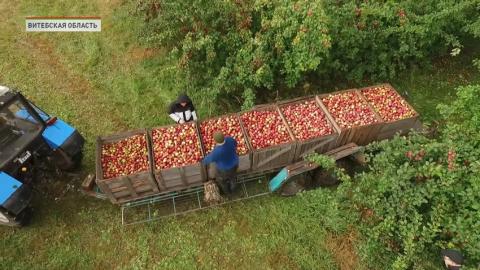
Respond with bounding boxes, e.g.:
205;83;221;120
122;177;137;197
81;174;95;191
95;180;117;203
299;136;336;158
179;167;189;186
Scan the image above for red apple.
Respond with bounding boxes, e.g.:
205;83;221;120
240;108;292;150
321;91;379;129
200;115;249;155
101;134;150;179
280;99;334;141
151;123;203;170
361;86;416;122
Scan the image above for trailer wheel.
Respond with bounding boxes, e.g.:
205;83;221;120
52;149;83;171
312;168;340;187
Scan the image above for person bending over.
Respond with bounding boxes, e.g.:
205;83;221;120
168;94;197;124
202;131;239;195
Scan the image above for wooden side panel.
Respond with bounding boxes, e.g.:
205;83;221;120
293;134;338;160
251;143;297;171
376;116;421;141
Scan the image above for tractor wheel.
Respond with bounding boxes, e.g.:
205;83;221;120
0;208;32;227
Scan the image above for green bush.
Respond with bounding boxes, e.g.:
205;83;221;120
336;85;480;269
135;0;478;108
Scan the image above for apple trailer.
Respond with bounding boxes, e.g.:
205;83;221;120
82;83;421;225
0;85;85;227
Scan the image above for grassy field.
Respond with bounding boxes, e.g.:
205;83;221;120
0;1;479;269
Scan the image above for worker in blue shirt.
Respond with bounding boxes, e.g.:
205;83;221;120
202;131;239;195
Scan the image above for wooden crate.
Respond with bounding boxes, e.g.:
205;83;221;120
198;113;253;179
95;129;159;204
277;96;341;161
317;89;385;147
149;123;207;193
240;104;297;171
359;83;422;141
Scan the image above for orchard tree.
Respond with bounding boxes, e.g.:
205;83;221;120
313;84;480;269
136;0;479;110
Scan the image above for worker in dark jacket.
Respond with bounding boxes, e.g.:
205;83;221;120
441;249;464;270
168;94;198;124
202;131;239;195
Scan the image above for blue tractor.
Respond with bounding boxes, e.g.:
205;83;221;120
0;85;84;226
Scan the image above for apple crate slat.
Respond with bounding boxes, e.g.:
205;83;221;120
240;104;297;171
317;89;385;147
95;129;159;204
198;113;252;179
277;96;341;160
149;123;207;193
359;83;422;141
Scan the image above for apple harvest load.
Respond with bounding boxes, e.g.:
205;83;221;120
151;123;203;170
361;85;416;122
200;115;249;155
101;134;150;179
240;108;292;150
280;99;334;141
321;91;379;129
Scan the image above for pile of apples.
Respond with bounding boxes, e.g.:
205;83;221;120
151;123;203;170
361;85;416;122
280;100;334;141
200;115;249;155
101;134;150;179
240;109;292;150
321;91;379;129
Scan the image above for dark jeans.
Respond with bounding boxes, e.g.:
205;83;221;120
215;165;238;195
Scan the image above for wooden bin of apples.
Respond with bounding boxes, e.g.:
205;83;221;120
149;122;206;192
278;96;341;160
199;113;252;178
240;104;297;171
96;129;159;204
360;84;421;141
317;89;384;146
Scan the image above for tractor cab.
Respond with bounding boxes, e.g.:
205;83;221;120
0;85;85;226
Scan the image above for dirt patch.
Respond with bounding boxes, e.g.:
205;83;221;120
325;229;359;270
128;47;162;62
266;247;300;270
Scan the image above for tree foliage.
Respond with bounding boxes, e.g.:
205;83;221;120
328;85;480;269
136;0;479;108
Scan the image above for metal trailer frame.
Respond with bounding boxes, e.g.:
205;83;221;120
119;169;277;225
82;143;364;226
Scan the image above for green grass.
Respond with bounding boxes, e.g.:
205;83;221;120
0;1;479;269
